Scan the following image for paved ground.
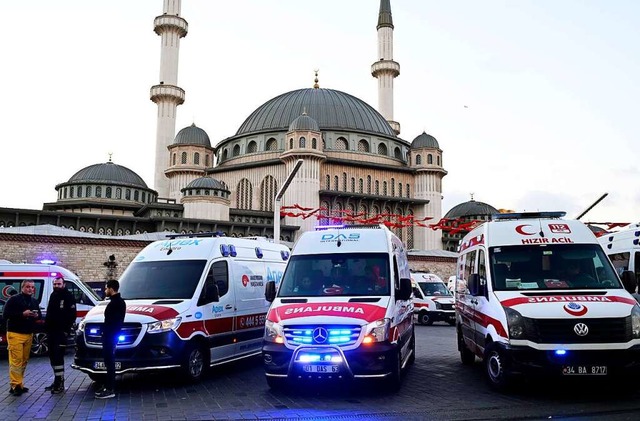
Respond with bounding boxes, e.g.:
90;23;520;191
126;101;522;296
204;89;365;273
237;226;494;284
2;325;640;421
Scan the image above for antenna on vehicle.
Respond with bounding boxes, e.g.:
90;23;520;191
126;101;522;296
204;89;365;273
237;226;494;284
167;241;173;255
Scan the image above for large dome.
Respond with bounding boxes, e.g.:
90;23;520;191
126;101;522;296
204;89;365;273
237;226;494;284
174;123;211;147
444;200;499;219
67;161;148;188
236;88;396;137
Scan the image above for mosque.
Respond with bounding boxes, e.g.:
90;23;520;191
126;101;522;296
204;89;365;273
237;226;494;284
0;1;494;250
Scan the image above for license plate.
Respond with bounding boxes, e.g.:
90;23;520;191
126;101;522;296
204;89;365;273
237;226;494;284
562;365;607;376
93;362;121;370
303;365;339;373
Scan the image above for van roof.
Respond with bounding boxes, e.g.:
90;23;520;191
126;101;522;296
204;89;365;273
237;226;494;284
293;225;395;255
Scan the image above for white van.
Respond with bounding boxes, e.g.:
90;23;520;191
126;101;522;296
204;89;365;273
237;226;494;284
455;212;640;389
411;272;455;325
0;261;100;356
598;224;640;278
72;234;289;382
262;224;414;390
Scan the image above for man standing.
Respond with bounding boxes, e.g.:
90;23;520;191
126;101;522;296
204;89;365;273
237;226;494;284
44;276;76;394
95;279;126;399
4;280;41;396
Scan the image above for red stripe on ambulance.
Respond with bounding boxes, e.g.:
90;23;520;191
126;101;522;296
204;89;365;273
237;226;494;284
268;302;387;323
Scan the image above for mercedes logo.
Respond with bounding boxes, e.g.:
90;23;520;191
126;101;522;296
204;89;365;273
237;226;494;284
573;323;589;336
313;327;328;343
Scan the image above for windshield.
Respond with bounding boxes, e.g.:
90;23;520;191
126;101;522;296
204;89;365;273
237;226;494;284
278;253;390;297
489;244;621;291
418;282;451;296
76;278;101;302
118;260;206;299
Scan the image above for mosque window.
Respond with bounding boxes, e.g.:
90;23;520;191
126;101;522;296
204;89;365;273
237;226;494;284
173;153;176;165
367;176;372;194
96;186;102;198
299;137;306;148
86;186;92;197
79;226;86;232
181;152;187;164
205;190;210;195
117;229;123;236
106;228;112;236
312;138;317;149
266;138;277;151
236;178;253;210
233;145;240;157
77;186;83;198
342;173;347;192
372;205;380;218
194;152;200;165
106;187;112;199
134;190;139;201
69;186;74;198
335;137;348;150
428;154;433;164
358;139;370;152
391;178;395;196
416;154;421;165
289;138;293;149
375;180;379;195
350;177;355;192
437;155;441;166
196;189;201;195
326;175;330;190
333;175;339;191
125;189;131;200
116;188;122;199
63;188;67;199
394;147;402;159
205;154;210;167
377;143;387;155
383;181;388;196
359;203;368;218
142;192;146;202
222;149;228;160
358;178;363;193
98;227;105;235
399;183;403;197
248;141;257;153
260;175;277;211
406;184;410;198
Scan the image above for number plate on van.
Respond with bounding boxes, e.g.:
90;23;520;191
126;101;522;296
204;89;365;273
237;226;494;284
303;365;339;373
93;362;121;370
562;365;607;375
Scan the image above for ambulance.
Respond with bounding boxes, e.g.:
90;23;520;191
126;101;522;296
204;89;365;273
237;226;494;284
262;224;414;390
0;261;100;356
598;224;640;277
411;272;455;326
72;234;288;382
455;211;640;389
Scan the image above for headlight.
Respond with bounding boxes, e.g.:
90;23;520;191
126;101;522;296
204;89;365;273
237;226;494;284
77;320;86;332
147;316;182;334
504;307;525;339
632;305;640;339
364;318;390;343
264;320;284;343
435;301;443;310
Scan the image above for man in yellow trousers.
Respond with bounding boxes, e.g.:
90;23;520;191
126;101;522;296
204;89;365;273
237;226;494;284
4;280;41;396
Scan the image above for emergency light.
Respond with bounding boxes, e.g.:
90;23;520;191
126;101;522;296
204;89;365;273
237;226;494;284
40;259;56;265
554;349;567;356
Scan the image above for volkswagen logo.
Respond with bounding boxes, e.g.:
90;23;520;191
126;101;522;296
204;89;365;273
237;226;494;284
573;323;589;336
313;327;328;344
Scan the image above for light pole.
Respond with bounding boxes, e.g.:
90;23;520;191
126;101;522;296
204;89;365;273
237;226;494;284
273;159;304;244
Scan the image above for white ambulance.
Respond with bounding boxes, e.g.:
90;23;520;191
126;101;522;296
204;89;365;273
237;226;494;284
262;224;414;390
598;224;640;277
72;234;289;382
0;261;100;356
411;272;455;326
455;212;640;389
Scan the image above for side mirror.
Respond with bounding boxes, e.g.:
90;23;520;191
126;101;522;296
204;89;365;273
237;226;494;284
265;280;277;302
397;277;412;301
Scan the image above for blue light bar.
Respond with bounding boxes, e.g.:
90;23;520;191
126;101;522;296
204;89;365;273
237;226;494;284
315;224;345;231
118;335;126;343
89;329;98;334
555;349;567;356
40;259;56;265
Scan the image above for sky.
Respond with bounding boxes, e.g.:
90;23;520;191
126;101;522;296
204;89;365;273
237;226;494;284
1;0;639;226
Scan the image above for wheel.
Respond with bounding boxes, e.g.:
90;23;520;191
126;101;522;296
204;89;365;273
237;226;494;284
266;376;287;390
88;373;106;383
407;330;416;366
181;343;208;382
30;332;49;356
385;350;403;392
447;319;456;326
418;312;433;326
484;342;510;390
458;328;475;365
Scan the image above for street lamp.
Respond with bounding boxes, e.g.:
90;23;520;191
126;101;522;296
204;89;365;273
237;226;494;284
273;159;304;244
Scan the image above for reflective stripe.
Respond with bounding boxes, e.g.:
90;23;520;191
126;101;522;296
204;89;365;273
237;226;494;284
53;365;65;370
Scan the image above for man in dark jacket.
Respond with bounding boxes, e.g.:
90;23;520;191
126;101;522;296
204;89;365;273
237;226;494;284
4;280;42;396
95;279;126;399
44;276;76;394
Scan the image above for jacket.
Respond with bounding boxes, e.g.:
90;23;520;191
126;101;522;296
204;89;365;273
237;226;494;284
103;293;126;336
45;288;76;333
4;293;42;334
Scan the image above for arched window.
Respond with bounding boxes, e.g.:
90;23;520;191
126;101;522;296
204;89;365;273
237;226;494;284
260;175;277;211
333;175;339;191
222;149;228;160
335;137;348;150
116;188;122;199
378;143;387;155
406;184;410;198
398;183;403;197
312;138;317;149
359;203;368;219
194;152;200;165
407;209;415;249
367;176;372;194
96;186;102;198
205;155;210;167
383;181;387;196
299;137;306;148
63;188;67;199
394;147;402;159
358;139;370;152
416;154;422;165
326;175;331;190
134;190;139;201
77;186;83;198
266;138;278;151
141;192;146;202
428;154;433;164
233;145;240;157
69;186;74;198
437;155;441;166
350;177;355;192
289;138;294;149
247;141;257;153
236;178;252;210
172;153;176;165
391;178;395;196
86;186;92;197
125;189;131;200
342;173;347;192
358;178;363;193
181;152;187;164
106;187;112;198
375;181;379;195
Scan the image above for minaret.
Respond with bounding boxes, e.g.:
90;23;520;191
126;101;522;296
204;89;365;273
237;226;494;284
150;0;187;199
371;0;400;135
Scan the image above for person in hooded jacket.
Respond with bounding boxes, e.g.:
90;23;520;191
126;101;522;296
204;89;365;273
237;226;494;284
44;276;76;394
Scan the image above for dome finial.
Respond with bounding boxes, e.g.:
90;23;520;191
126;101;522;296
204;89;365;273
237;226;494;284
470;192;475;201
108;152;113;162
302;106;307;115
313;69;319;89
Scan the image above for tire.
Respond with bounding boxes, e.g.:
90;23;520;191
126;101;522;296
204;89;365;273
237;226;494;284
484;342;510;390
385;350;403;392
181;342;208;382
418;312;433;326
447;319;456;326
30;332;49;356
266;376;287;390
458;328;475;366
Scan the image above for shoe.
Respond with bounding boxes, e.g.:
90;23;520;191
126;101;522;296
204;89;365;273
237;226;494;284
45;382;55;391
51;381;65;394
19;386;29;394
9;387;14;395
10;387;23;397
95;389;115;399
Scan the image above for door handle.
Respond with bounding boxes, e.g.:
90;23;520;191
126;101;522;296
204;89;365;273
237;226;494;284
470;299;478;305
224;304;233;310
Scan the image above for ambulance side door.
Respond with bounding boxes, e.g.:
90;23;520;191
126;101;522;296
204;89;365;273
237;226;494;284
233;260;271;357
457;250;477;350
64;281;95;324
471;249;490;349
199;260;236;362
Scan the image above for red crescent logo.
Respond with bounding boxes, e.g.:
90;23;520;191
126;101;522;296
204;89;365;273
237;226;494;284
242;275;249;287
563;303;588;316
515;224;536;235
2;285;16;298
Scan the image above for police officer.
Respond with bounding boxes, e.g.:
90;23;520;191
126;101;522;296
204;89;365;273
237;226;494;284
4;280;41;396
44;276;76;394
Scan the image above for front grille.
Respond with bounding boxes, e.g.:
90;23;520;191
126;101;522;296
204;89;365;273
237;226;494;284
284;325;362;347
523;317;630;344
439;303;454;311
85;323;143;346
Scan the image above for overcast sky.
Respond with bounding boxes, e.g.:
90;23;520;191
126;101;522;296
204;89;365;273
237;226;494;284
1;0;638;225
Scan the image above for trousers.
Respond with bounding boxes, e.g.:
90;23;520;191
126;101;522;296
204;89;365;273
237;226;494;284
101;332;117;391
7;332;33;388
47;331;67;381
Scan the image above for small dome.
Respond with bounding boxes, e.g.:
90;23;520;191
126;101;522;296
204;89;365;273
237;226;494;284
288;113;319;132
182;176;227;191
411;131;439;149
444;200;499;219
174;123;211;147
67;161;148;188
